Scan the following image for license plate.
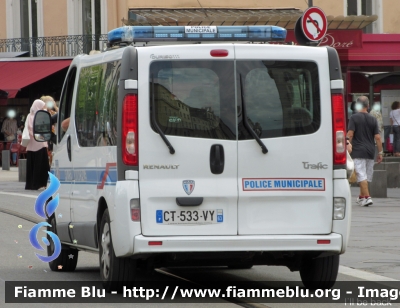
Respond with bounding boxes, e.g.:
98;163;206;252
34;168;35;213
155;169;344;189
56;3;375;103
156;210;223;224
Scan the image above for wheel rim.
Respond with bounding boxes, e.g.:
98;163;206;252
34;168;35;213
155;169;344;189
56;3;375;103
101;222;111;279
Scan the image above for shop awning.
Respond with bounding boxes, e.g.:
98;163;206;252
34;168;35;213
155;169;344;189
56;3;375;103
0;59;71;98
124;8;377;30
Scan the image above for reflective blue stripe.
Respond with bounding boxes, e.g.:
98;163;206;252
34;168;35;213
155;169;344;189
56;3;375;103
50;167;117;185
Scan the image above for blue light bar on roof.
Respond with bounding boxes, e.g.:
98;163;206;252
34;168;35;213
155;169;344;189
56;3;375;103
107;25;287;45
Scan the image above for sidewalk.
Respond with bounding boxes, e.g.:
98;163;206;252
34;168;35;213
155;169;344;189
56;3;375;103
0;167;18;182
0;167;37;195
1;167;400;279
342;186;400;279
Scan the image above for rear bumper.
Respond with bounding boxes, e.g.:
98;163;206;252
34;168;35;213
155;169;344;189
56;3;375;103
133;233;342;255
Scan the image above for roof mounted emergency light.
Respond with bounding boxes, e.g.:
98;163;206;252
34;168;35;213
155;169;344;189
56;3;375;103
107;25;287;46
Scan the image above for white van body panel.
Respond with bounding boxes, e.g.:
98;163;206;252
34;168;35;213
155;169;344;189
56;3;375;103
137;44;238;236
133;233;342;254
235;44;333;235
52;136;73;224
112;180;141;257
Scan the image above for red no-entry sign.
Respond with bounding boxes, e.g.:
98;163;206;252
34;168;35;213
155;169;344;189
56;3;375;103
301;7;327;42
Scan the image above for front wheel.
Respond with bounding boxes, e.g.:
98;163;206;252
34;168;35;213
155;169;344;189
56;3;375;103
99;209;136;292
300;255;339;289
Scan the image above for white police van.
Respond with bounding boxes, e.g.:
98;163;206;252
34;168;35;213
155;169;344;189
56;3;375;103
34;25;351;291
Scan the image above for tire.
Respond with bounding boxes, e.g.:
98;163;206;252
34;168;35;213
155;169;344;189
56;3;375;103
99;209;136;293
47;216;78;272
300;255;339;289
228;261;254;269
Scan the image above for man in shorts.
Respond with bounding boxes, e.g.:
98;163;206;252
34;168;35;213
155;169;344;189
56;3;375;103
347;96;383;206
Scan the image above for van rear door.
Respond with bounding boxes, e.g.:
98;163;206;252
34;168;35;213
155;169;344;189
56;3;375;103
235;45;333;235
137;45;238;236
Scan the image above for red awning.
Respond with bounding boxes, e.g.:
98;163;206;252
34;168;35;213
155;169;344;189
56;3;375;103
0;60;71;98
338;34;400;67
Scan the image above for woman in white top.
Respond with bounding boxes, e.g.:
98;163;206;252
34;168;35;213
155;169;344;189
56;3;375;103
390;101;400;157
25;99;50;190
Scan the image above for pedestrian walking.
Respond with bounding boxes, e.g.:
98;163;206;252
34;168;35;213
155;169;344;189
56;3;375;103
25;99;50;190
1;110;18;165
370;101;384;148
390;101;400;157
347;96;383;206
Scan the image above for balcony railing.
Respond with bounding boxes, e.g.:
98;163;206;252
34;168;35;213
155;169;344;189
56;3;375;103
0;34;109;57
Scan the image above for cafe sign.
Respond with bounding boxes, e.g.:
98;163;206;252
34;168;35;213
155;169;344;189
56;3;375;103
286;29;363;49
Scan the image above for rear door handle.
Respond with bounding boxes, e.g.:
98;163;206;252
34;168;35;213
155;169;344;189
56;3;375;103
176;197;203;206
210;144;224;174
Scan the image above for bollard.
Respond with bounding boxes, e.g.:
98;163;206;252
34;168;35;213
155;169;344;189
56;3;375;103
18;159;27;182
2;150;10;170
382;162;400;188
384;157;400;163
369;170;387;198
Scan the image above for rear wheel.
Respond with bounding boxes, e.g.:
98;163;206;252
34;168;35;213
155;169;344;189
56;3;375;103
300;255;339;289
47;216;78;271
99;209;136;292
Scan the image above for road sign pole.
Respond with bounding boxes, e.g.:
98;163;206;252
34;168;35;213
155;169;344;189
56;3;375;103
308;0;313;7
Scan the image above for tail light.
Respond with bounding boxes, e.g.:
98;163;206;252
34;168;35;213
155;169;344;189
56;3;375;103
122;94;138;165
131;209;140;221
130;199;140;221
331;93;346;166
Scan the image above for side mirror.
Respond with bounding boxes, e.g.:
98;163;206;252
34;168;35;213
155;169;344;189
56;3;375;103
33;110;52;142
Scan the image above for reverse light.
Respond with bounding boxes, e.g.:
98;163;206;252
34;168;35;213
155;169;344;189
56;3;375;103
122;94;138;165
333;197;346;220
331;93;346;166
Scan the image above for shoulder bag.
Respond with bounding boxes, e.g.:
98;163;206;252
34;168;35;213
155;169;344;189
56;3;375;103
21;115;30;147
346;150;355;183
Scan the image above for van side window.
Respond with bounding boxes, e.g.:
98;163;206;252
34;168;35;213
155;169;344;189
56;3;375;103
58;67;77;142
75;61;120;147
150;61;236;140
237;61;321;139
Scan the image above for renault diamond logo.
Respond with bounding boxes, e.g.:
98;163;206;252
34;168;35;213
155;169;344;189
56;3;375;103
182;180;195;195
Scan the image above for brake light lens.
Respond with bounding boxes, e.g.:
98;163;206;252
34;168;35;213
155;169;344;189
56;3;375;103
332;93;346;166
122;94;138;165
210;49;229;57
130;199;140;221
131;209;140;221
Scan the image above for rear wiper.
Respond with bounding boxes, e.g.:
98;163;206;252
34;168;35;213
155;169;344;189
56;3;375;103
239;74;268;154
151;75;175;154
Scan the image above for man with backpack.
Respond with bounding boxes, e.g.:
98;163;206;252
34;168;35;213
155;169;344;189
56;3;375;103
347;96;383;207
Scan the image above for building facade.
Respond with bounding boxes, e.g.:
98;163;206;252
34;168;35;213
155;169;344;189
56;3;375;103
1;0;400;148
0;0;399;43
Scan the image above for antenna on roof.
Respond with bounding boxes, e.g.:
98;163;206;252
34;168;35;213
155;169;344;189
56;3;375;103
196;0;209;18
